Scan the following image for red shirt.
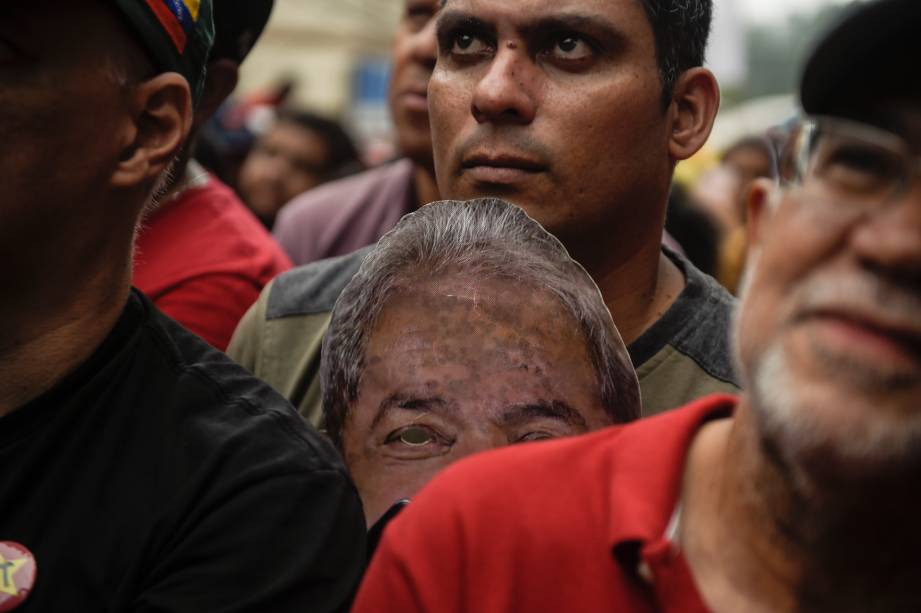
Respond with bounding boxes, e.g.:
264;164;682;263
134;176;291;350
352;394;737;613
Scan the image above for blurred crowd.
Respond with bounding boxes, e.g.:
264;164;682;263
2;0;919;612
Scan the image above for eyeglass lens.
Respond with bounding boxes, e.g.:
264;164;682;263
792;120;913;205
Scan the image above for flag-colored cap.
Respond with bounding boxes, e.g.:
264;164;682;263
112;0;215;104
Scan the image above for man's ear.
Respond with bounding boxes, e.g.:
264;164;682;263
195;58;240;128
666;67;720;162
745;177;776;252
112;73;193;189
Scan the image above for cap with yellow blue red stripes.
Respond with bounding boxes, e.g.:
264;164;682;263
111;0;215;105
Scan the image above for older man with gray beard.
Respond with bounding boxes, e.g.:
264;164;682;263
352;1;921;611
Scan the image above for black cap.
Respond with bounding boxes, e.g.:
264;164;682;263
211;0;274;63
800;0;921;116
112;0;214;104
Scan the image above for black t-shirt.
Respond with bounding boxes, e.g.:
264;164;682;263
0;290;365;612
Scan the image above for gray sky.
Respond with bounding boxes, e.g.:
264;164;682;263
738;0;852;22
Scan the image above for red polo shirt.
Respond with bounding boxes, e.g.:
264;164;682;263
134;176;291;351
352;394;736;613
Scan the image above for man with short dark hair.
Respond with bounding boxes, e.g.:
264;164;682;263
322;198;640;526
230;0;734;423
427;0;729;413
353;1;921;610
0;2;364;610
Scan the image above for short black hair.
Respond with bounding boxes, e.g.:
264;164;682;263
638;0;713;106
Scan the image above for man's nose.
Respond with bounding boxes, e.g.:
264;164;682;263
263;155;288;180
851;184;921;280
454;428;508;459
471;47;537;125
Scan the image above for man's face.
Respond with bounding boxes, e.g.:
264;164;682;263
429;0;672;249
738;99;921;473
0;2;134;279
238;120;330;225
342;276;612;525
388;0;439;166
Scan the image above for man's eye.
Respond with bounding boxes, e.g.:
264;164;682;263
549;34;594;62
452;33;490;56
391;426;437;447
813;143;902;196
517;431;555;444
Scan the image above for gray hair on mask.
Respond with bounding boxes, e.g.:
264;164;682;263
321;197;641;448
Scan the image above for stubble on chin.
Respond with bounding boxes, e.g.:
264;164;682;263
747;341;921;483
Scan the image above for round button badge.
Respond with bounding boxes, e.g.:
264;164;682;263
0;542;36;612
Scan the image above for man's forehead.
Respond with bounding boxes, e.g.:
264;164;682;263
439;0;638;23
379;277;557;325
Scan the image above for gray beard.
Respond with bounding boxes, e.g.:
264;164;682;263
748;341;921;483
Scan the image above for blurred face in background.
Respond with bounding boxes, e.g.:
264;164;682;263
238;118;330;226
388;0;439;167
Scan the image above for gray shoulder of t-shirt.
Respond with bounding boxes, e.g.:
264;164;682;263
671;260;740;386
266;247;371;319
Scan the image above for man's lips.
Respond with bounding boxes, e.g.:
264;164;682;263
800;309;921;366
395;88;429;113
460;153;546;185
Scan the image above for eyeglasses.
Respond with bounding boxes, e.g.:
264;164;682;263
775;116;921;208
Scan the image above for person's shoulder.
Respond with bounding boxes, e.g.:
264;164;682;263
141;293;344;471
265;247;372;319
664;249;740;386
277;159;414;223
145;177;289;273
189;178;285;252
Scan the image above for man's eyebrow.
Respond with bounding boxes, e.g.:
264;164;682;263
370;393;451;430
436;10;496;41
519;14;628;46
501;400;589;429
435;10;627;49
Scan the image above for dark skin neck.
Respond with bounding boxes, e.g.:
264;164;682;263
569;226;685;346
680;401;921;613
0;266;131;418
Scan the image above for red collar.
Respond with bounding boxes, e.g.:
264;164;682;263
606;395;736;560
